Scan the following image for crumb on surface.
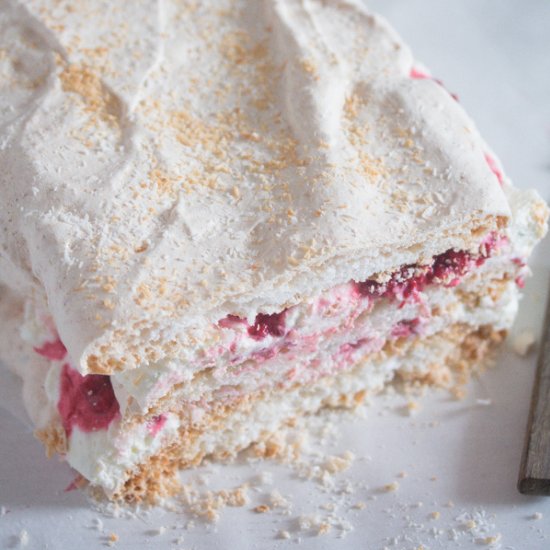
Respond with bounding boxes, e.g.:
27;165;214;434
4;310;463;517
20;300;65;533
477;534;502;546
323;451;355;474
406;400;420;415
18;530;29;547
382;481;399;492
511;331;535;356
476;398;492;406
253;504;270;514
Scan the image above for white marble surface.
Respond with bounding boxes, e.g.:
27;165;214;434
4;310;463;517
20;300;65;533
1;1;550;548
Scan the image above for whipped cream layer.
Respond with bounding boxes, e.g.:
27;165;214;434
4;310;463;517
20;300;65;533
0;0;520;375
21;275;518;494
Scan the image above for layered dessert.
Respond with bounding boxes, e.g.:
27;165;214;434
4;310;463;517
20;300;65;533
0;0;547;502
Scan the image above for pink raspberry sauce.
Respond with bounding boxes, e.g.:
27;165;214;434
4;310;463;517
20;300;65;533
33;337;67;361
58;363;120;436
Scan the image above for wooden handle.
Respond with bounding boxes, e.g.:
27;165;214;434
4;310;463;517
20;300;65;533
518;286;550;495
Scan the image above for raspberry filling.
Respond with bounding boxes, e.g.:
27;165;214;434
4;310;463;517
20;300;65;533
354;246;489;303
248;311;287;339
58;363;120;436
221;238;503;344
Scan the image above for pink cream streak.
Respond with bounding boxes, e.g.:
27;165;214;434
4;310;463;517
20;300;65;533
147;414;167;436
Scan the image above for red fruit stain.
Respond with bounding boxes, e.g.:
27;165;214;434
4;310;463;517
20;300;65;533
33;337;67;361
58;364;120;436
355;241;499;304
248;311;287;340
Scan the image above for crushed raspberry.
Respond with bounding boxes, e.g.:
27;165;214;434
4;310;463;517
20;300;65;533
33;337;67;361
355;279;385;298
58;364;120;436
248;311;287;340
430;249;470;282
355;239;500;304
484;153;504;185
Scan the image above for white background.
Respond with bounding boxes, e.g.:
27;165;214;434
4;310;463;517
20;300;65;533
1;1;550;548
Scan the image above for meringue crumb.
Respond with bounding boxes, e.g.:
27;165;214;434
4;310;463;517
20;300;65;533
91;517;104;531
270;490;290;509
253;504;270;514
383;481;399;492
477;534;502;546
397;471;408;478
278;530;291;540
445;500;455;508
18;530;29;547
406;400;420;415
512;331;535;356
107;533;118;546
324;450;355;473
317;522;331;535
476;398;492;406
531;512;543;520
430;511;440;520
352;501;366;510
149;526;166;536
451;386;466;400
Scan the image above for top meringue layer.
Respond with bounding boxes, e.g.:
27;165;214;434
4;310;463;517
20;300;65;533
0;0;510;374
